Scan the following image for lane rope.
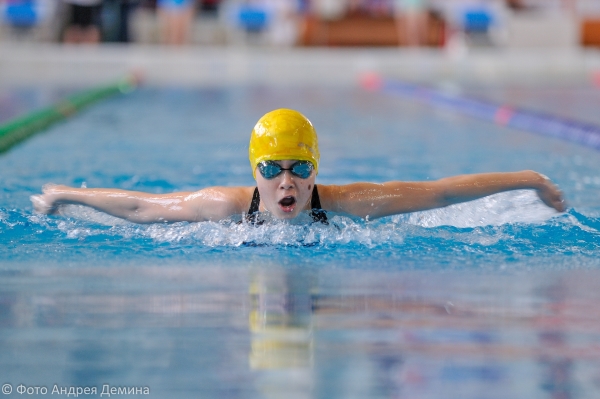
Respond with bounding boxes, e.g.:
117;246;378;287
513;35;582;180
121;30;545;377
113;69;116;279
0;73;141;154
361;74;600;151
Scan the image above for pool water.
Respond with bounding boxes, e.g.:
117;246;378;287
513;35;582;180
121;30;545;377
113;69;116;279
1;85;600;398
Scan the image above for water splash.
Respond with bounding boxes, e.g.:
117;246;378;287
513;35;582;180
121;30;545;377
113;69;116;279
396;190;558;228
1;194;599;268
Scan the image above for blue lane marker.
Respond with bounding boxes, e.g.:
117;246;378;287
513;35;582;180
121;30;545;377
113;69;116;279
367;77;600;151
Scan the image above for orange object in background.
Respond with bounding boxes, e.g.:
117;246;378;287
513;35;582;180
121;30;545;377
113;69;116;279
581;18;600;47
300;13;398;46
299;10;445;47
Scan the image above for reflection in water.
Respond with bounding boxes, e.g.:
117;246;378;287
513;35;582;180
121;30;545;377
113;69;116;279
249;269;314;370
1;266;600;398
248;269;316;399
537;280;574;399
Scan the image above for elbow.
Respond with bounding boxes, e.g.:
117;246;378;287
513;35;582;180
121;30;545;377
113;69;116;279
126;213;160;224
436;196;453;209
439;187;458;207
128;208;161;224
121;203;157;224
434;180;455;208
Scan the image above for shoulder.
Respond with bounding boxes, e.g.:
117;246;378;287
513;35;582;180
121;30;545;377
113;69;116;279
188;186;255;208
185;186;255;221
317;183;382;212
317;182;386;197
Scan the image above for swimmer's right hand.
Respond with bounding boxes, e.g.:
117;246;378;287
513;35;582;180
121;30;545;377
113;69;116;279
30;184;67;214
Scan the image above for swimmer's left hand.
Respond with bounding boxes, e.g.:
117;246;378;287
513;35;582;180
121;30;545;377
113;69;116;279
534;173;566;212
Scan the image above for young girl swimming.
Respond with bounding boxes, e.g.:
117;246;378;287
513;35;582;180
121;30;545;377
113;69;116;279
31;109;566;223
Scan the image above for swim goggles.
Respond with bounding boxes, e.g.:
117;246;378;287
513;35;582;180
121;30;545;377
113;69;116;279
257;161;313;179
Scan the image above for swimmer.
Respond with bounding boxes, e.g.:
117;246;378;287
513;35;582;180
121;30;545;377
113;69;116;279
31;109;566;224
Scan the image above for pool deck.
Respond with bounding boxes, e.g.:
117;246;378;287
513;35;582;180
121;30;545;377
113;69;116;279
1;43;600;87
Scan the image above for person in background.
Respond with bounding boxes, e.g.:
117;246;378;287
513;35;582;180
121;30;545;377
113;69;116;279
266;0;302;46
62;0;102;43
102;0;140;42
394;0;428;46
156;0;195;45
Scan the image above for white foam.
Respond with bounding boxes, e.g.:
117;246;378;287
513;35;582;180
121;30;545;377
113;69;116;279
58;205;131;226
44;191;561;248
395;190;558;228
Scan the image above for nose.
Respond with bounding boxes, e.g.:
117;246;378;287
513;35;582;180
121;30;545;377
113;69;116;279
278;171;296;190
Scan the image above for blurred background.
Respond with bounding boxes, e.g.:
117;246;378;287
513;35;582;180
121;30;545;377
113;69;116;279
0;0;598;50
1;0;599;90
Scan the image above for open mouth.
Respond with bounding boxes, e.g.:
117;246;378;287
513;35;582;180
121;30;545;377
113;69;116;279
278;196;296;212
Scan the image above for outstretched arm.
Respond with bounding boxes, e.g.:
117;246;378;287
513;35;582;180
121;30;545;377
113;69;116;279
31;184;252;223
321;170;565;219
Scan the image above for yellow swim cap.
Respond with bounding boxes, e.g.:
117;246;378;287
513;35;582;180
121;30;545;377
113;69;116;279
249;109;320;178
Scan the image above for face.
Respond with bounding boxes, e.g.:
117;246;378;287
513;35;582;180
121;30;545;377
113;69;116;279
255;160;316;219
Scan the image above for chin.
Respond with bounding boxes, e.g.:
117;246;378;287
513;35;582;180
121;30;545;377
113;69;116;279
273;207;301;220
277;211;299;220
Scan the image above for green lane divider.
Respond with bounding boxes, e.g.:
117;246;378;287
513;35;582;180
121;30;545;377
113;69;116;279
0;73;141;154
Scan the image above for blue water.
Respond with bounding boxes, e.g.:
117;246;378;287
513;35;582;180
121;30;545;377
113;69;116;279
1;85;600;398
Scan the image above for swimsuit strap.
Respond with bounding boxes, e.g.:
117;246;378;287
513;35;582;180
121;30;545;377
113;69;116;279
245;187;262;224
248;187;260;215
310;185;328;224
245;186;328;224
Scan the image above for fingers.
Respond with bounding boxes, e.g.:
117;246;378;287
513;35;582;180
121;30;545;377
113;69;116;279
30;194;53;214
555;194;567;213
31;191;62;215
538;183;566;213
550;184;567;213
547;193;566;213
